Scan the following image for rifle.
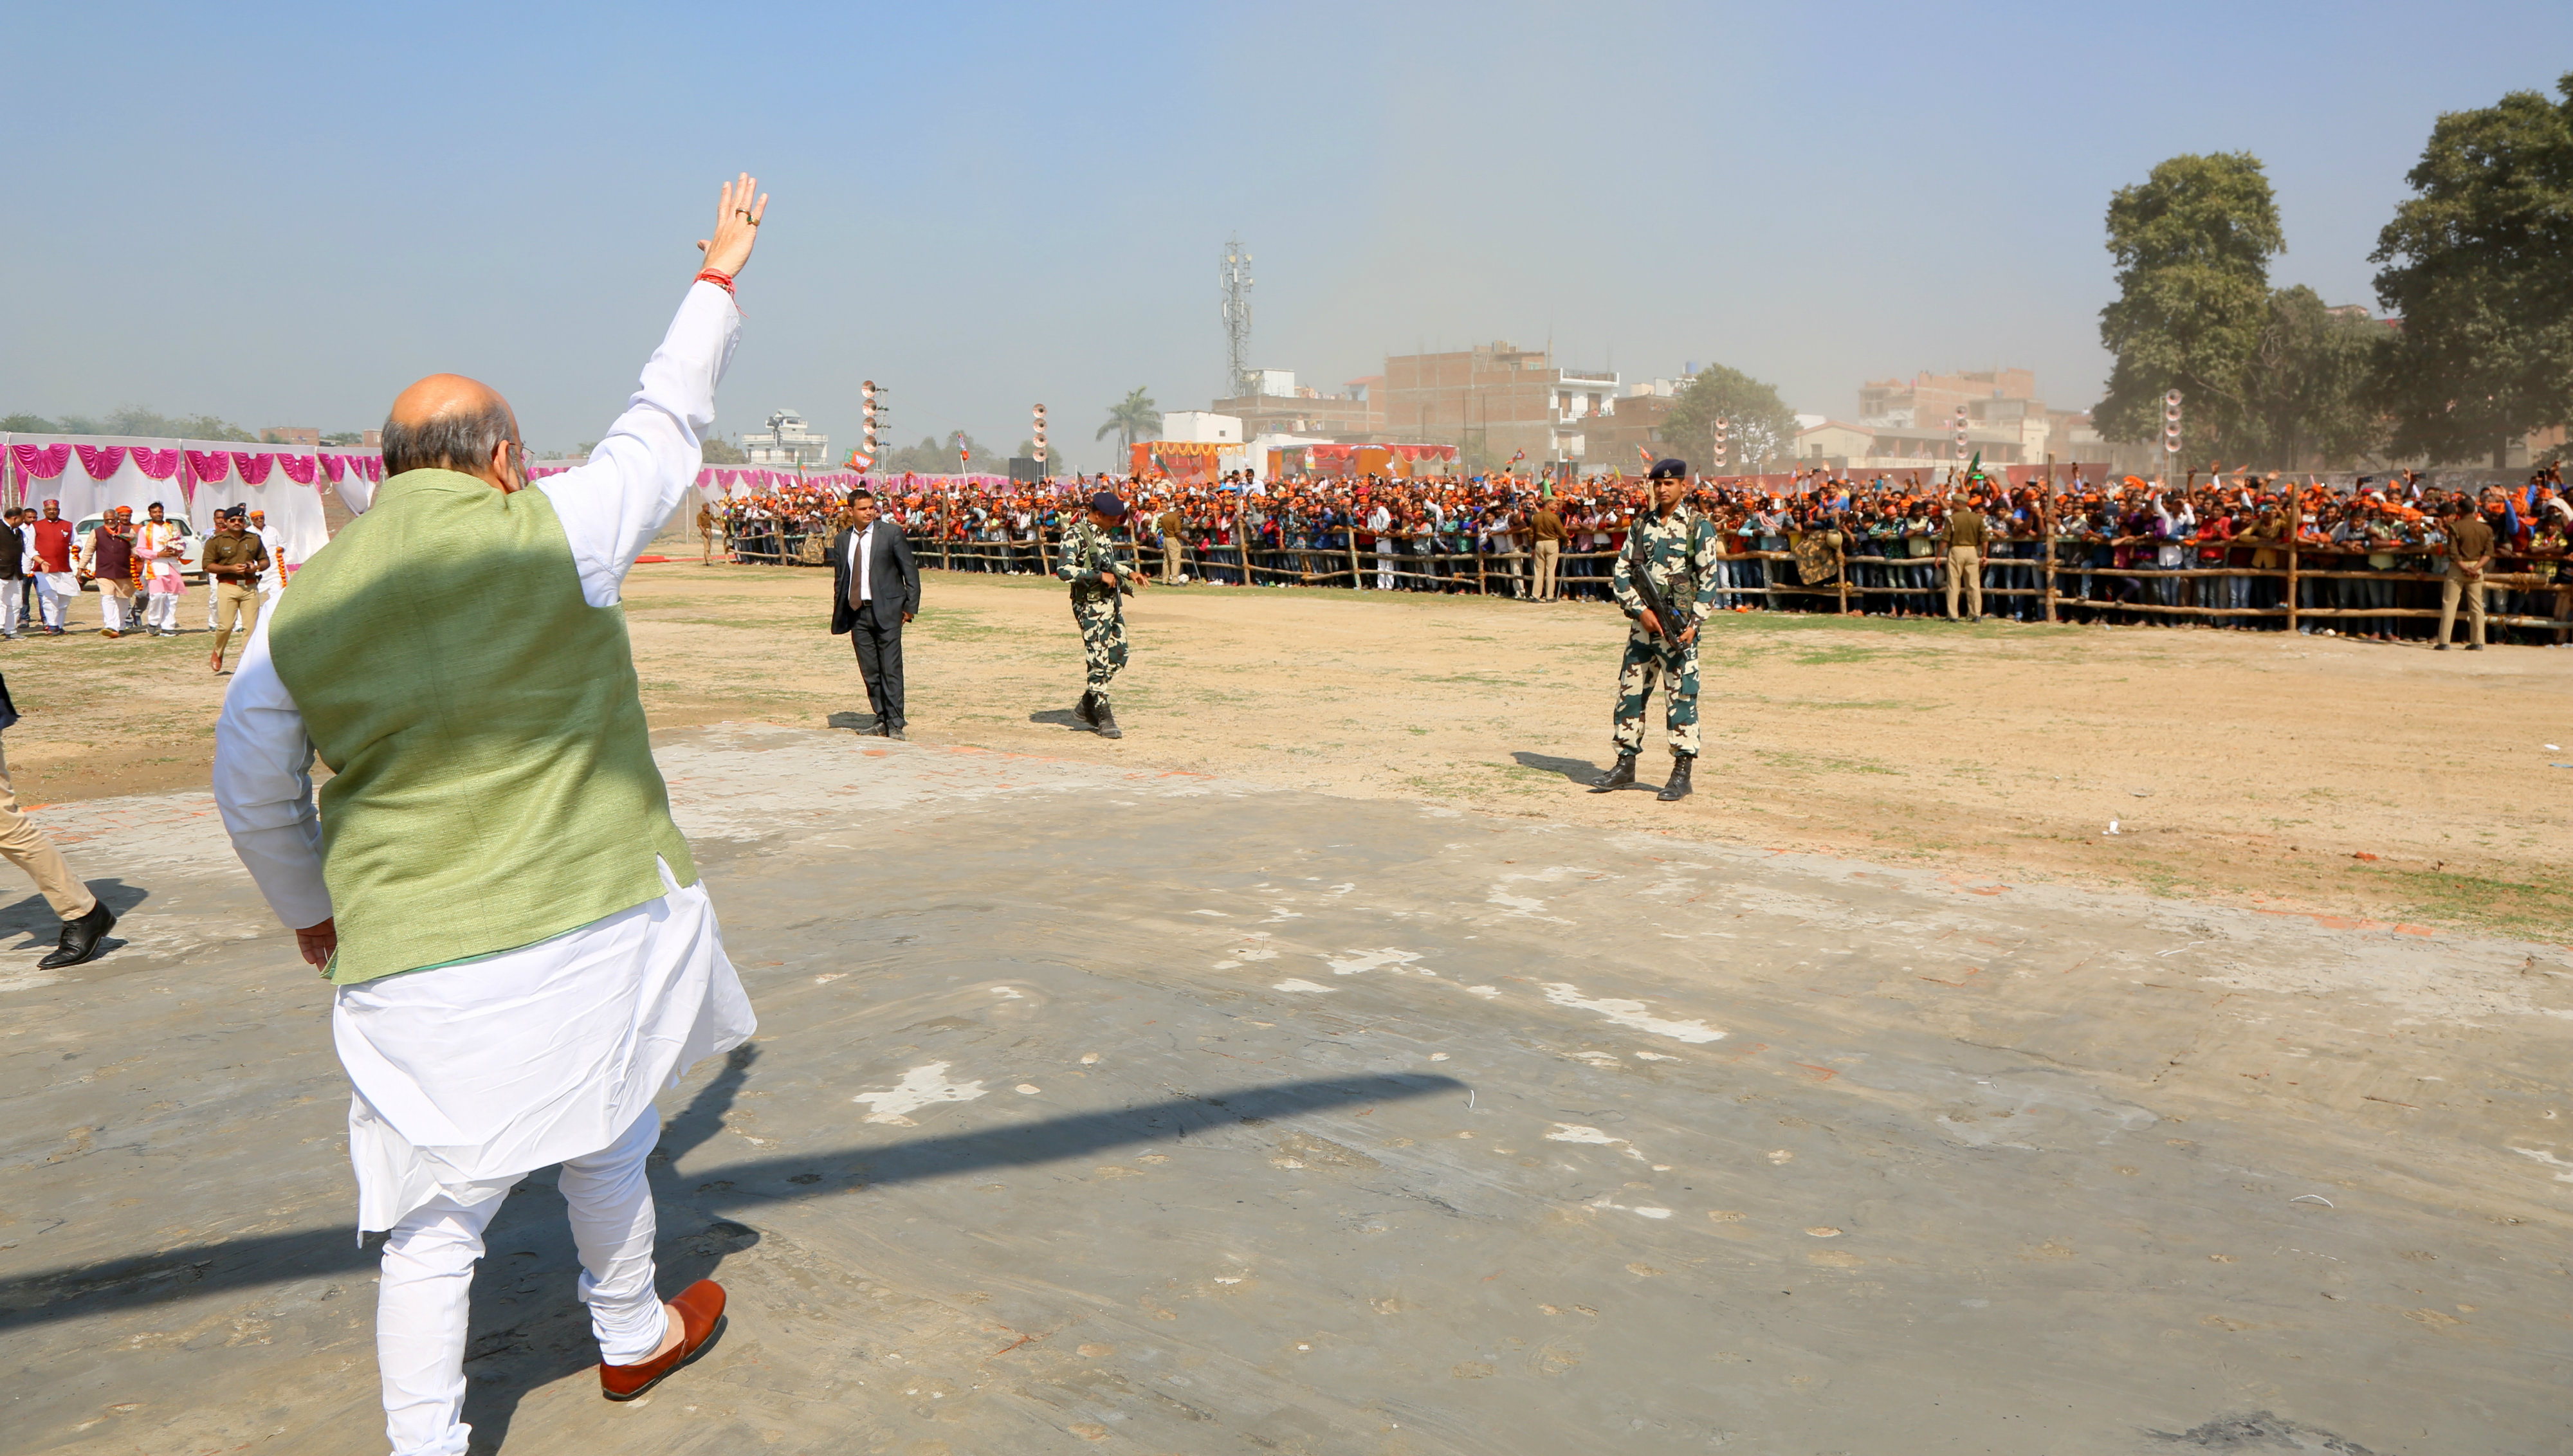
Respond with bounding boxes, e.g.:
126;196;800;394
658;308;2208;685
1621;522;1684;644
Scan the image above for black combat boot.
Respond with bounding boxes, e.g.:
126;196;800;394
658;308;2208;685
1075;691;1099;725
1589;751;1638;792
1656;755;1695;803
1094;701;1123;740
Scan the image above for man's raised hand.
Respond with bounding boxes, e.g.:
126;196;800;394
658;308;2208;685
697;173;768;277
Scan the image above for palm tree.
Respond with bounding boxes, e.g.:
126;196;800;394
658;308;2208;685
1097;387;1163;450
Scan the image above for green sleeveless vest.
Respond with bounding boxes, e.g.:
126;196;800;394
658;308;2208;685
267;468;697;985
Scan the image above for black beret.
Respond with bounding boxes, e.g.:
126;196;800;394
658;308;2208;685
1089;491;1129;517
1647;458;1688;480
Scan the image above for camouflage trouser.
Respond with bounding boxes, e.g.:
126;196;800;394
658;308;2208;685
1611;625;1699;756
1075;596;1128;707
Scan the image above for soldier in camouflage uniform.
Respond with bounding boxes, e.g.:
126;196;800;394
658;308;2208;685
1593;458;1722;801
1055;489;1147;738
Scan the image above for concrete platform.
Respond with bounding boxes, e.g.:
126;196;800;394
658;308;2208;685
4;725;2568;1455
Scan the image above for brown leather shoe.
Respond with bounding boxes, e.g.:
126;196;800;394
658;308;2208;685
599;1279;726;1401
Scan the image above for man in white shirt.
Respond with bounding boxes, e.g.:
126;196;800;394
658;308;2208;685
830;486;920;738
1368;500;1395;590
247;507;285;601
212;175;767;1455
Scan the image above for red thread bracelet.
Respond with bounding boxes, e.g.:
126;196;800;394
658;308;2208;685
695;268;737;305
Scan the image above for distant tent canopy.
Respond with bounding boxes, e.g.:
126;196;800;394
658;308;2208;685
1130;440;1241;486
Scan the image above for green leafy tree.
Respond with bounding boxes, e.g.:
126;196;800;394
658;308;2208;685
1095;388;1162;451
1663;364;1797;474
0;406;256;441
2240;287;2392;468
700;437;747;464
881;431;998;475
2096;152;2284;460
2370;73;2573;466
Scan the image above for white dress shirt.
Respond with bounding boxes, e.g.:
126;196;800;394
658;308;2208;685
848;520;876;601
212;280;755;1233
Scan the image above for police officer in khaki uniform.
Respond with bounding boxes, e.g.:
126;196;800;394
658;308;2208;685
1941;493;1986;621
2436;496;2494;651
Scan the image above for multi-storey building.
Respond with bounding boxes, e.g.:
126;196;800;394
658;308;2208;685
1803;368;2095;471
743;408;831;468
1373;341;1618;468
1209;371;1384;442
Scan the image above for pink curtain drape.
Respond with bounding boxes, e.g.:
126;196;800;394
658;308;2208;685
185;449;232;484
131;448;181;480
10;443;71;480
230;451;276;486
73;444;129;479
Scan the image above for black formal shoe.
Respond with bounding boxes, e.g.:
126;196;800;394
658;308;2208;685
1590;751;1639;792
1075;691;1099;725
1094;703;1122;740
2434;642;2449;651
1656;756;1695;803
886;724;907;740
39;900;114;970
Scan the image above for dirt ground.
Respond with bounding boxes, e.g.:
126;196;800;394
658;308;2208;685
6;562;2567;942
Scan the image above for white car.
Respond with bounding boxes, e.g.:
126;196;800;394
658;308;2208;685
71;513;206;586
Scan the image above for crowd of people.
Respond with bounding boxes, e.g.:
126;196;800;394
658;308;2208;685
715;463;2572;645
6;499;283;668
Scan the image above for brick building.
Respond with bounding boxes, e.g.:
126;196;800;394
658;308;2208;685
1373;341;1620;468
1209;370;1384;442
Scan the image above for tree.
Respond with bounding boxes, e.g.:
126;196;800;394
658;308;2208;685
2095;152;2284;461
0;406;256;441
881;431;997;476
2239;286;2392;468
1662;364;1797;475
1095;388;1162;451
2371;73;2573;466
701;437;747;464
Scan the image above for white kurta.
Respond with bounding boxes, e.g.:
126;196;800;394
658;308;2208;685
212;281;756;1233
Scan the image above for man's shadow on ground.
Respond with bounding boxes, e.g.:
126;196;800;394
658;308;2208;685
458;1045;761;1451
1027;708;1086;729
0;880;151;958
823;711;881;733
1510;751;1601;787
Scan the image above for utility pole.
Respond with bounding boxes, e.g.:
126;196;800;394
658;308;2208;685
1220;235;1254;400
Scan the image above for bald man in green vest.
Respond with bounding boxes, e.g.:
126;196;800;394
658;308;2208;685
214;176;768;1455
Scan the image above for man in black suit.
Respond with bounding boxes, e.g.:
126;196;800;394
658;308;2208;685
829;489;920;739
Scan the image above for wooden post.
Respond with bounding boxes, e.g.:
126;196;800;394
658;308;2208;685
1476;531;1490;596
1234;514;1249;587
1836;535;1851;615
939;496;953;571
2284;493;2302;635
2041;472;2060;625
1348;530;1362;590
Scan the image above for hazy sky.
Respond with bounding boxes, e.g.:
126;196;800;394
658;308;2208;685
8;2;2568;469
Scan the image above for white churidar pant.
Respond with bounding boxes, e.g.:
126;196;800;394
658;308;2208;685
374;1106;668;1456
34;572;77;628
